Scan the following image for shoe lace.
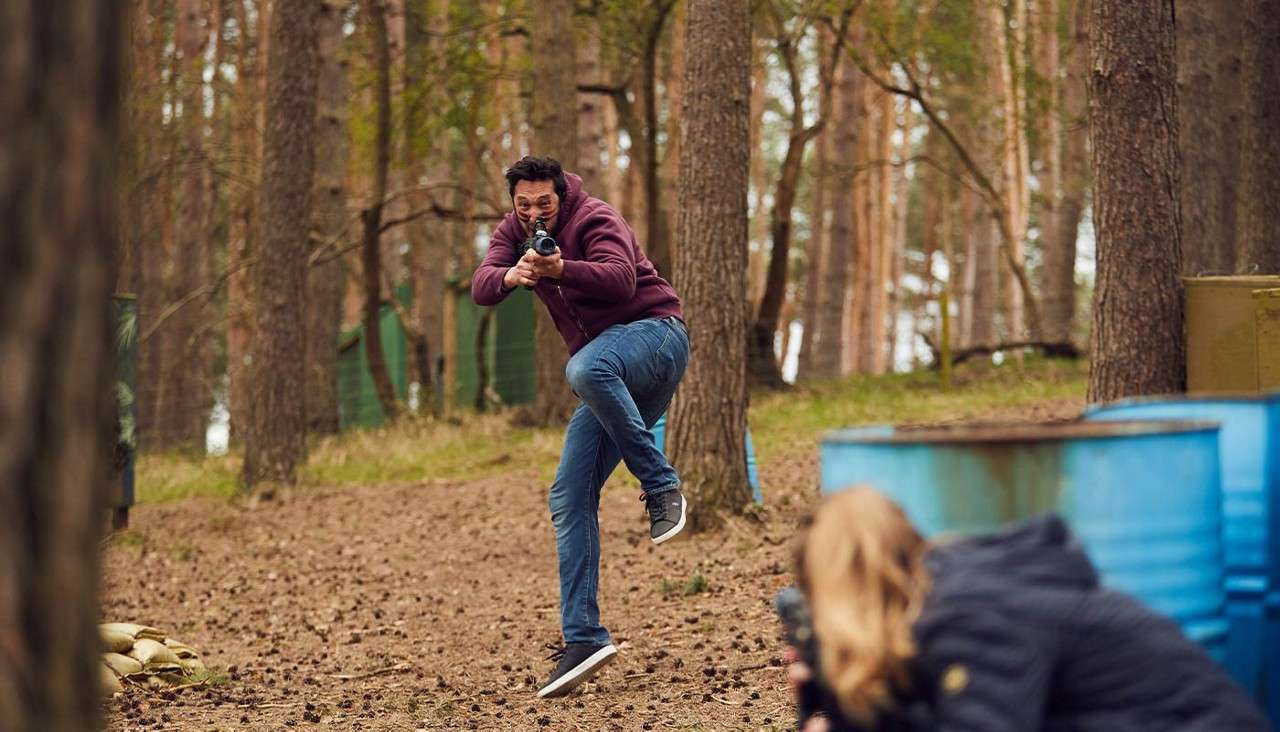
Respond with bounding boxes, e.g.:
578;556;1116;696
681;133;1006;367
641;492;665;522
544;643;566;662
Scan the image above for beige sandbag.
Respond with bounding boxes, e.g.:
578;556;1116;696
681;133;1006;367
100;622;165;642
163;638;198;658
179;656;207;675
100;627;135;654
101;663;123;696
128;638;181;668
103;652;144;677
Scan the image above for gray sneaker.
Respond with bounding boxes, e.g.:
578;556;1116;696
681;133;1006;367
643;489;687;544
537;643;618;698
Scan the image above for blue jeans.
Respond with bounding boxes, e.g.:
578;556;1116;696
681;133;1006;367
550;315;690;645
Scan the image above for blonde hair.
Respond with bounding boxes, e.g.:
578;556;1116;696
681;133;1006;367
798;487;932;724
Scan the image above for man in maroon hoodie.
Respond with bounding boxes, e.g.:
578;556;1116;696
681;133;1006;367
472;156;690;698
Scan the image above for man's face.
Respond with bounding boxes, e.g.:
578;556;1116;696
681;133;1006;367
512;179;561;235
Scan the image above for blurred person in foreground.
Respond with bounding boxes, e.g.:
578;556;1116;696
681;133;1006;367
784;487;1268;731
472;156;688;699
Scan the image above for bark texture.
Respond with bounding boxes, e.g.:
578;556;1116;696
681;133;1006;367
1237;0;1280;274
529;0;579;425
809;38;860;379
242;0;319;487
0;1;121;728
307;0;349;435
668;0;752;528
1087;0;1184;402
1177;0;1244;276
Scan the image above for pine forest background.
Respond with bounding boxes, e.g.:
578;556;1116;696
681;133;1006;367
121;0;1279;460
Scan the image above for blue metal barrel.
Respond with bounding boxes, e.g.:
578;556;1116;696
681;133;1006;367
651;414;762;504
1086;395;1280;718
820;420;1227;658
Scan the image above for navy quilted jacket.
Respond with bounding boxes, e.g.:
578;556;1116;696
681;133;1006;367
805;515;1270;731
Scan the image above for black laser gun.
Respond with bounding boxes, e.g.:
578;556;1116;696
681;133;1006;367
775;587;829;727
520;216;557;258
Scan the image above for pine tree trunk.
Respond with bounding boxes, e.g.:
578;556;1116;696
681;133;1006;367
641;1;677;279
1087;0;1183;402
576;19;606;197
0;1;120;728
307;0;349;435
1049;0;1089;344
668;0;752;529
1237;0;1280;274
529;0;579;425
160;0;210;449
747;47;770;313
242;0;319;488
811;41;860;379
226;0;266;445
1036;0;1071;344
131;0;169;449
798;36;833;381
1177;0;1244;276
405;0;442;415
888;97;915;371
360;0;403;422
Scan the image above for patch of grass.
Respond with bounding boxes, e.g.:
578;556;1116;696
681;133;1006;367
108;529;147;549
188;667;231;687
658;578;680;595
135;451;241;504
302;413;562;486
133;359;1086;505
750;357;1088;463
683;573;708;596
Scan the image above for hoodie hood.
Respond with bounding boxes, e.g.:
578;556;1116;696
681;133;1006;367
927;514;1099;598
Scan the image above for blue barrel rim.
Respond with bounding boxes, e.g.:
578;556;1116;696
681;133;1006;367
1086;393;1280;416
823;419;1221;445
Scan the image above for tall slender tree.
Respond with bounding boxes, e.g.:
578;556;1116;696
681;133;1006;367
1177;1;1243;276
242;0;320;488
529;0;580;425
359;0;403;421
307;0;350;434
1237;0;1280;274
1087;0;1183;401
668;0;752;528
0;1;122;728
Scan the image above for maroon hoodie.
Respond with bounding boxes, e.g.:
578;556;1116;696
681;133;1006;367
471;172;682;355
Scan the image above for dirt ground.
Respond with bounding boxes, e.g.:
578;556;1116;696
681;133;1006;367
102;395;1084;731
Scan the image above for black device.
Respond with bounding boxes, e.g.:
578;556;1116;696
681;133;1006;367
776;586;830;726
519;216;558;258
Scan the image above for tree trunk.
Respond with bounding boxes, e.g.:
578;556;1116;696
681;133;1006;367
668;0;752;529
158;0;210;450
798;35;833;381
307;0;349;435
986;0;1027;342
242;0;319;488
1046;0;1089;344
529;0;579;425
870;89;894;373
1087;0;1183;402
226;0;267;445
811;38;861;379
359;0;403;423
888;97;915;371
747;47;770;312
405;0;442;415
1237;0;1280;274
1177;0;1244;276
0;4;120;729
641;1;677;278
577;18;607;197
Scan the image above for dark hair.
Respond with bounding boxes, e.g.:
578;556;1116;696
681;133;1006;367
505;156;568;199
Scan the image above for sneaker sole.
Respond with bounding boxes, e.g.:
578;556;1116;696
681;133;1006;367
536;644;618;698
651;495;687;545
